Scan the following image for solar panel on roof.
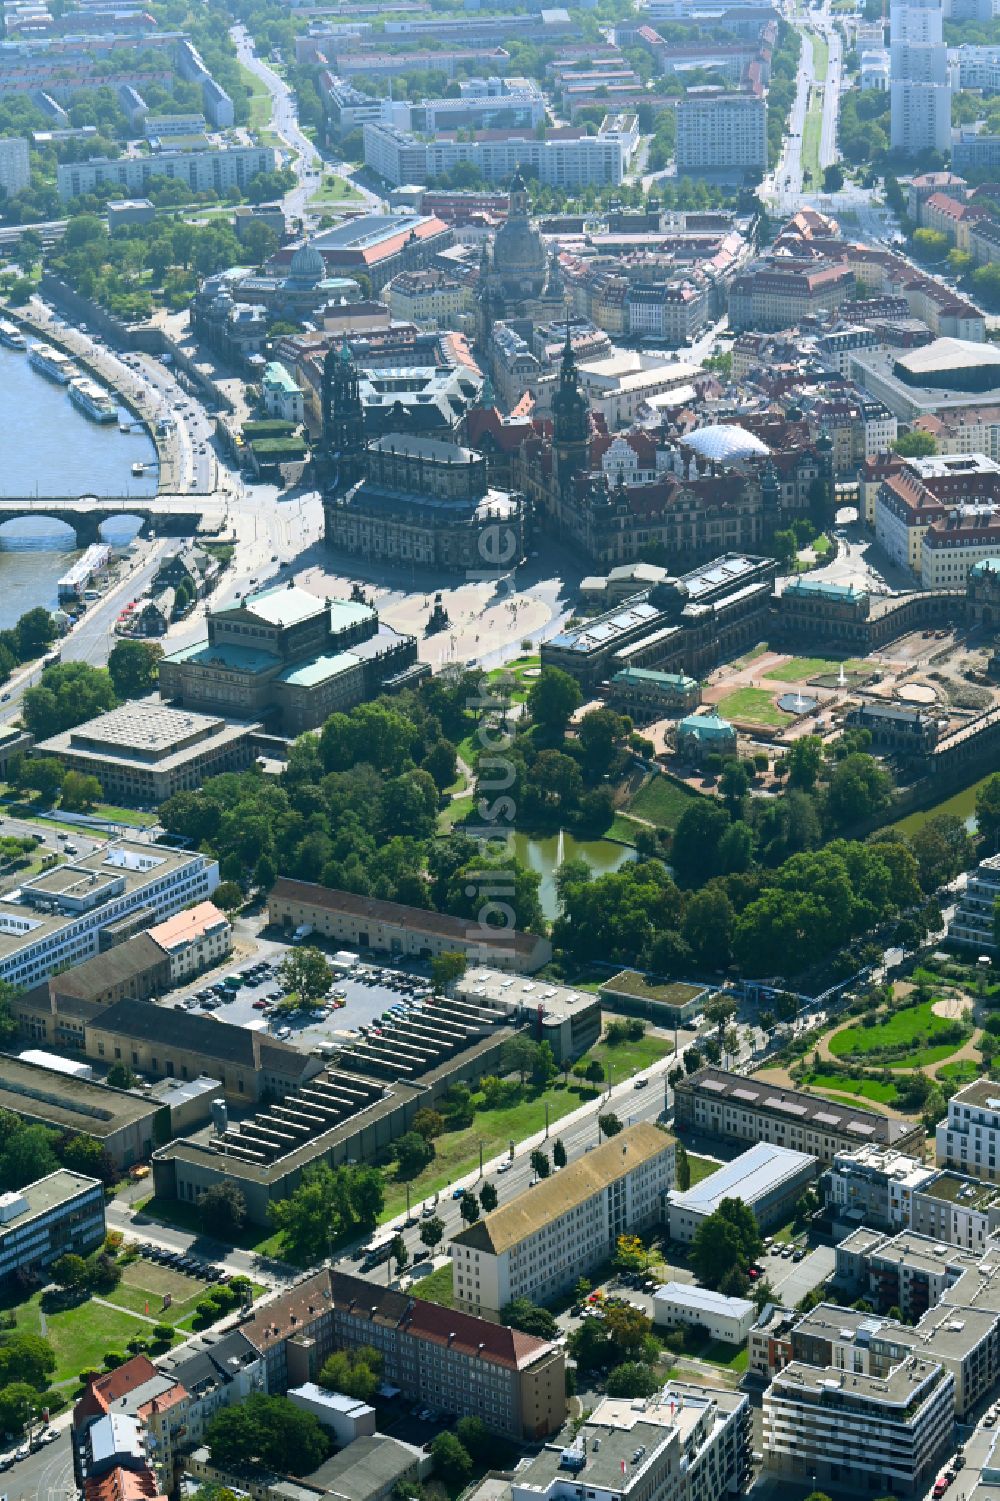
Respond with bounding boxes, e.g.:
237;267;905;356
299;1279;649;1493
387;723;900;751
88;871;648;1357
847;1122;876;1135
732;1088;757;1102
769;1098;807;1116
813;1111;842;1126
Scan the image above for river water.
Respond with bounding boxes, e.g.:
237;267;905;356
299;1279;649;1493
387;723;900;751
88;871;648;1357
0;343;157;626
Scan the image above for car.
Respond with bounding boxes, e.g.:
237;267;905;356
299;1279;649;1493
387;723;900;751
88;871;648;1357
405;1216;418;1228
0;1452;14;1469
413;1249;430;1263
633;1077;649;1089
252;998;269;1010
934;1480;949;1498
781;1245;794;1259
41;1430;57;1446
452;1187;466;1199
497;1160;513;1173
15;1444;29;1461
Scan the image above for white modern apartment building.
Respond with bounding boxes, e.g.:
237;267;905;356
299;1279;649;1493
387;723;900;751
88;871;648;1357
512;1385;751;1501
0;840;219;992
675;92;767;173
57;144;275;201
450;1122;675;1316
0;136;30;197
822;1145;936;1231
947;853;1000;955
890;0;951;156
910;1169;1000;1251
0;1170;105;1284
937;1078;1000;1182
362;120;629;188
763;1355;954;1495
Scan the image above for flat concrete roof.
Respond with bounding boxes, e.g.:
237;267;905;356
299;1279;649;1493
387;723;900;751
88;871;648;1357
0;1168;101;1230
0;1053;160;1139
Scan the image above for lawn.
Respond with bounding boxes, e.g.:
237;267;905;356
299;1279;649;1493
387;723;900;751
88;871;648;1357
91;804;157;828
828;1000;969;1067
379;1077;604;1222
798;1070;900;1104
308;173;364;209
715;688;792;728
812;533;831;557
801;92;823;189
105;1259;210;1325
938;1059;980;1084
587;1028;673;1086
763;656;867;684
811;29;829;83
438;793;474;831
686;1153;720;1186
410;1261;454;1308
485;655;541;705
694;1339;749;1372
12;1290;153;1385
627;775;699;829
239;63;272;131
607;813;640;846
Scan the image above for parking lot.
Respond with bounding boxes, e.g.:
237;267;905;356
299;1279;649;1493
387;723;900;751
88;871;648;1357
168;953;436;1054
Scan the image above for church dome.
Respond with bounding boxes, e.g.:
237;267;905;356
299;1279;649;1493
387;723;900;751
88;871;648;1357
491;171;546;300
289;243;326;282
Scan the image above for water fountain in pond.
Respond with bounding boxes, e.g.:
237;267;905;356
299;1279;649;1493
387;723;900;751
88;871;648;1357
838;662;846;689
556;828;565;867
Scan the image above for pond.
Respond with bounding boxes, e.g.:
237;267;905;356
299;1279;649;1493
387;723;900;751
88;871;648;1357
510;828;634;921
891;771;996;837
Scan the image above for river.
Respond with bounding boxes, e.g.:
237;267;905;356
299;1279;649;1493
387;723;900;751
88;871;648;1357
0;343;156;627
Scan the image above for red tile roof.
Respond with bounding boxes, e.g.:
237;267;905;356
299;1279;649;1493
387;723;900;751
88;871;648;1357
74;1357;160;1430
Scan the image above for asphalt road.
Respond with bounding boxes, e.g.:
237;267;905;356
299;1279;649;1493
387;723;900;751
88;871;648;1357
0;1429;75;1501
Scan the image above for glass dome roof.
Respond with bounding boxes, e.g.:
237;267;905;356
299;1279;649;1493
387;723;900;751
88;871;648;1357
682;425;771;463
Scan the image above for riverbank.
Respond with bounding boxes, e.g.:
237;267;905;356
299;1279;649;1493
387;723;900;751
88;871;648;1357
5;307;176;492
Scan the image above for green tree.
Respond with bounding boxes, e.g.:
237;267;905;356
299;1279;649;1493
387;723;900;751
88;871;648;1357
0;1381;42;1436
682;886;734;969
480;1181;498;1213
411;1109;444;1141
675;1142;691;1191
392;1233;409;1274
268;1162;383;1262
106;1062;137;1090
206;1394;330;1474
58;1134;115;1183
279;946;330;1003
430;951;467;992
50;1252;89;1292
908;814;973;892
419;1215;444;1249
214;881;244;912
786;734;823;790
690;1214;745;1291
394;1131;434;1179
530;1148;550;1179
825;753;892;828
198;1182;248;1238
823;164;844;192
17;757;64;802
598;1112;622;1138
0;1123;58;1194
107;639;163;698
455;1416;492;1460
552;1137;567;1169
892;429;938;458
318;1346;382;1402
421;737;458;792
977;774;1000;850
527;666;582;736
0;1332;56;1389
501;1298;558;1339
15;608;56;660
430;1431;472;1485
60;770;103;811
606;1362;659;1398
460;1191;480;1224
23;662;116;739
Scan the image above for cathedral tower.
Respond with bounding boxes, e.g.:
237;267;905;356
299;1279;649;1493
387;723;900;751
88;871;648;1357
320;337;364;496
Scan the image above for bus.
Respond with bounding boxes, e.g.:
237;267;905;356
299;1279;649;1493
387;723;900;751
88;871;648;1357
361;1236;395;1268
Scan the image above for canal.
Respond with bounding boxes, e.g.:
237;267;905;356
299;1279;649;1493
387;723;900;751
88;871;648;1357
891;774;995;837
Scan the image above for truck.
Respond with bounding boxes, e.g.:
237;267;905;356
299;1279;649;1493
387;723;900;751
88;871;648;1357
291;923;313;944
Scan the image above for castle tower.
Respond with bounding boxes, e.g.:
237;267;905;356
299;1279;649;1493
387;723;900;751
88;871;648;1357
551;324;589;497
321;337;364;496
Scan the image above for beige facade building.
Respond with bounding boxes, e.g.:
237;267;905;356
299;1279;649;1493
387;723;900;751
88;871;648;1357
147;901;232;982
385;269;465;329
36;702;258;806
450;1122;675;1315
268;878;551;972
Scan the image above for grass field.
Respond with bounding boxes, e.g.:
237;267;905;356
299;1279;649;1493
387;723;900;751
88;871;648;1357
607;813;640;846
438;793;474;831
798;1070;900;1104
811;29;829;83
627;776;699;829
105;1260;210;1325
410;1261;455;1308
91;804;157;828
12;1291;154;1384
309;173;364;209
828;1000;969;1067
716;687;792;728
239;63;272;131
586;1030;672;1086
485;656;540;705
801;91;823;189
686;1153;720;1186
763;656;867;684
938;1059;980;1084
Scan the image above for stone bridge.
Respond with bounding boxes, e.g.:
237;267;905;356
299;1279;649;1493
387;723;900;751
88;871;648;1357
0;495;226;547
